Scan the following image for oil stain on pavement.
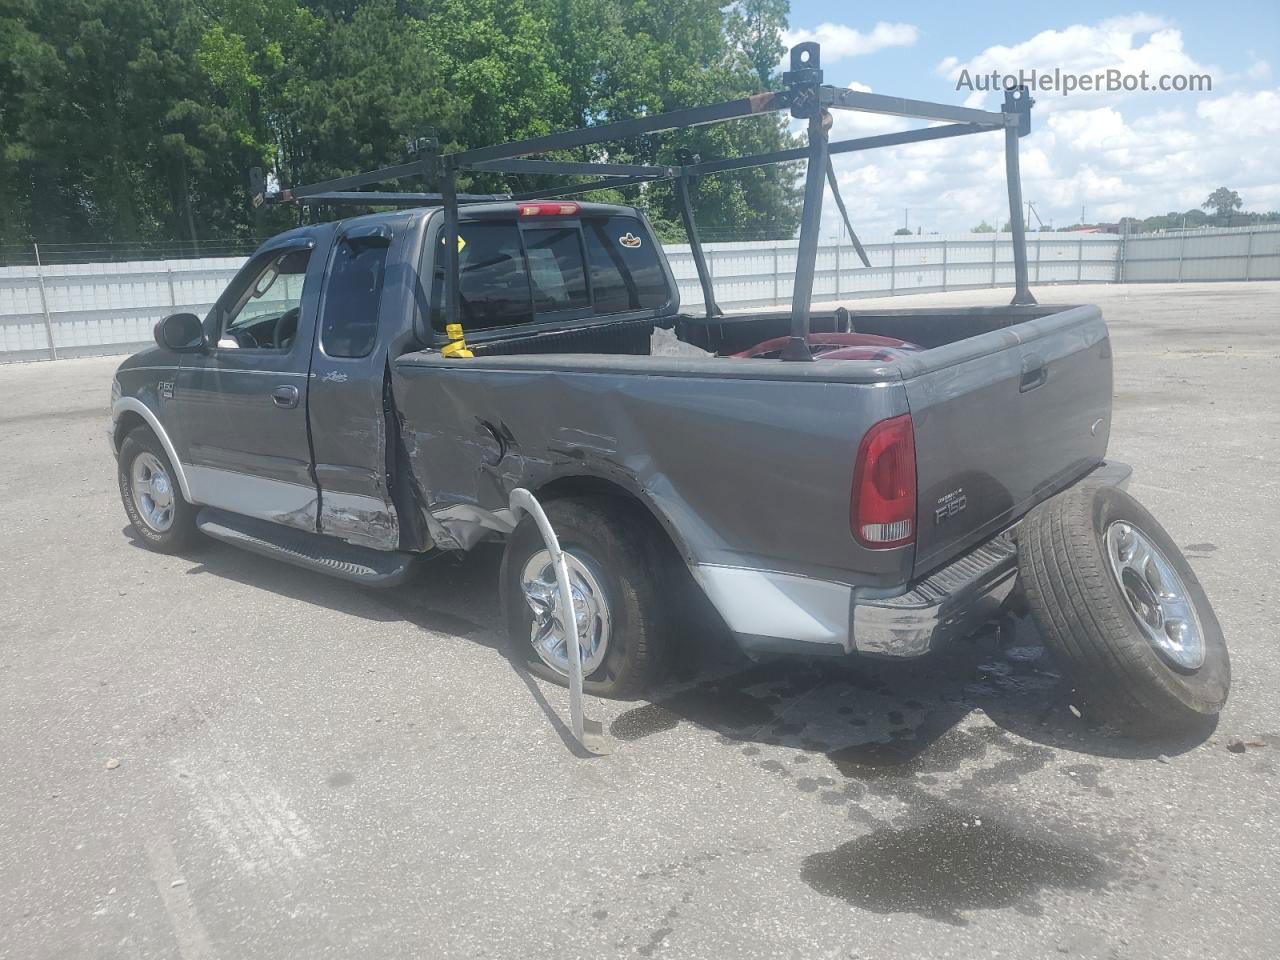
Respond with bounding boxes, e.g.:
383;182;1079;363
800;810;1107;926
609;621;1135;925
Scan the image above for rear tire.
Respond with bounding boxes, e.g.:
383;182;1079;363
500;496;669;699
118;428;199;553
1017;484;1229;736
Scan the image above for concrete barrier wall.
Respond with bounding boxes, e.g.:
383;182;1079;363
2;226;1273;363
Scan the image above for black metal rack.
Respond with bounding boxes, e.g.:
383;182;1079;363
254;42;1037;360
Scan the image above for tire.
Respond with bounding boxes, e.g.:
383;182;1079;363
117;428;199;553
1017;483;1229;736
500;496;669;699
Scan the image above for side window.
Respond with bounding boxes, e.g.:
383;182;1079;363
584;216;669;315
320;236;390;359
524;226;589;314
209;248;312;350
430;222;533;331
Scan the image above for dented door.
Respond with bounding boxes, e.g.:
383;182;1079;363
307;224;401;551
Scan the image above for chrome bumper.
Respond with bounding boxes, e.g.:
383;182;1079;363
851;534;1018;658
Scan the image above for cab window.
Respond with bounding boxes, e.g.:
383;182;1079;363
210;248;312;350
320;236;390;359
524;226;589;314
428;213;668;334
429;222;533;331
584;216;669;313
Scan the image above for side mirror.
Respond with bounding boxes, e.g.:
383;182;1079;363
155;313;206;353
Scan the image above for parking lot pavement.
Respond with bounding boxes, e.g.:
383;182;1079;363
1;281;1277;959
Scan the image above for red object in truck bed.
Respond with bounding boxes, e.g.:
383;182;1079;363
731;332;924;361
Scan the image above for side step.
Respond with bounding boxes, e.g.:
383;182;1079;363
196;507;415;588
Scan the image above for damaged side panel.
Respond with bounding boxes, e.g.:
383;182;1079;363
390;356;914;588
304;218;420;552
307;360;402;551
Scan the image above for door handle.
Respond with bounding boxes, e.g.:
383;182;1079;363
1019;355;1048;392
271;385;300;408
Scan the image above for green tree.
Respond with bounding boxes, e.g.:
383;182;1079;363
0;0;216;244
0;0;804;247
726;0;789;90
1202;187;1242;219
601;0;802;240
971;221;996;233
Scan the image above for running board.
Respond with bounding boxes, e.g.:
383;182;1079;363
196;507;415;588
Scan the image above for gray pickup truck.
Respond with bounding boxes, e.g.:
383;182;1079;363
110;44;1228;734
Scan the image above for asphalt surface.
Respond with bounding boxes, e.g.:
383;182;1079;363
2;281;1277;959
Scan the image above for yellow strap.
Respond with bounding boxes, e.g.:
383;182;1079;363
442;322;473;358
441;340;473;358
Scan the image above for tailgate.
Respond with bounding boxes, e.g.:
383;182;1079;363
904;305;1112;577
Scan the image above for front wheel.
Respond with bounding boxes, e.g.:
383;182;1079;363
1017;484;1229;736
499;496;669;699
118;428;199;553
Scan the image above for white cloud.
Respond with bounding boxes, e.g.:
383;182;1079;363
782;22;917;63
812;16;1280;237
1047;107;1136;152
936;16;1216;111
1196;89;1280;136
1247;59;1271;81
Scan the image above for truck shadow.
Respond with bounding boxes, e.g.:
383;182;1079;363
141;531;602;756
127;527;505;644
142;530;1216;766
612;611;1217;765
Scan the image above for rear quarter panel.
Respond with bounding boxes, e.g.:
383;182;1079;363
390;355;913;588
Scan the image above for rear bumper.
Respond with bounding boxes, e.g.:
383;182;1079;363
707;459;1131;660
851;533;1018;657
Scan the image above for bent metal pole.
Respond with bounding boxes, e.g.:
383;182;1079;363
508;489;611;756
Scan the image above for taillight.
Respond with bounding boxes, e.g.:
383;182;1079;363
517;202;580;217
851;414;917;548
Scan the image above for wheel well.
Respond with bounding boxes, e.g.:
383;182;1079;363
533;475;689;563
113;411;149;452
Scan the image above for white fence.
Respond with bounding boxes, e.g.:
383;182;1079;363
665;233;1121;313
3;226;1277;363
1120;224;1280;283
0;257;247;363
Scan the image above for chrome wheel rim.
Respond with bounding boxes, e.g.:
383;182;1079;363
130;452;175;533
1105;521;1204;670
519;549;611;676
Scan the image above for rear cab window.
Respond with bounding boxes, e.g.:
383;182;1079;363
427;210;671;337
584;216;670;315
524;226;589;315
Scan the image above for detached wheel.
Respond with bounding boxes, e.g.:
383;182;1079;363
500;496;668;699
118;428;198;553
1017;484;1229;735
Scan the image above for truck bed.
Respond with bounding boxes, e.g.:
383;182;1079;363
671;304;1074;355
393;302;1111;586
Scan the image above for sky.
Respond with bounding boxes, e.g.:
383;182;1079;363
777;0;1280;237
